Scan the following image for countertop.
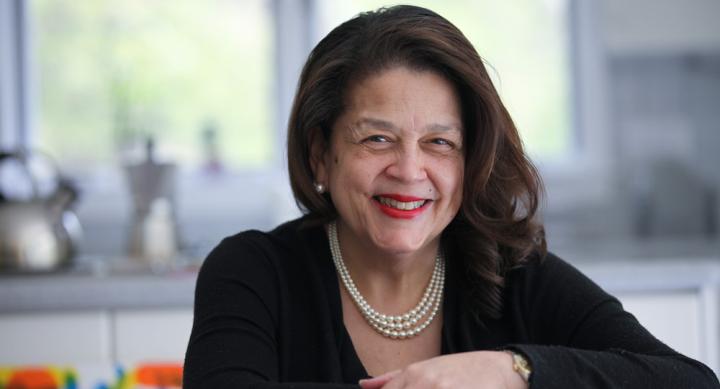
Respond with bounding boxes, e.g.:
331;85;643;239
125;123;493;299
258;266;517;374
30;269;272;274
0;258;199;312
2;253;720;313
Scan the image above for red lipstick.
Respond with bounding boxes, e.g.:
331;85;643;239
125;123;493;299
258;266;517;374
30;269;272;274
378;194;425;202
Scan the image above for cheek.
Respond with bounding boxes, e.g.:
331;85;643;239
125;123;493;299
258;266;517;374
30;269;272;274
428;173;463;229
438;159;464;204
329;162;364;197
335;151;388;184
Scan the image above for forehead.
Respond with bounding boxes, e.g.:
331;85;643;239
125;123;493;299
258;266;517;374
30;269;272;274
340;66;463;130
352;117;461;135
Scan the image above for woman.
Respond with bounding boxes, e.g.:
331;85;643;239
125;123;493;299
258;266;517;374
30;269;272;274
183;5;719;388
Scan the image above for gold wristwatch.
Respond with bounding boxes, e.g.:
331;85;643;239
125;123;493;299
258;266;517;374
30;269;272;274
508;350;532;382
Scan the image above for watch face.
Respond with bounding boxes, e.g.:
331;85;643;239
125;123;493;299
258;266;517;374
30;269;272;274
511;352;532;381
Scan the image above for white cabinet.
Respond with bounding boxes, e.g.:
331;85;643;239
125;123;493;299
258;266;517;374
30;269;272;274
0;311;112;364
580;260;720;374
0;309;193;366
617;291;702;360
113;309;193;364
616;287;720;375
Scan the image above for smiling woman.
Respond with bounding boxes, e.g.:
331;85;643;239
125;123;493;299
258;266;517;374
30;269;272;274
314;68;464;259
183;5;720;389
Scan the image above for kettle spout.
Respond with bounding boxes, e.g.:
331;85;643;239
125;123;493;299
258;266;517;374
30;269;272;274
47;178;79;214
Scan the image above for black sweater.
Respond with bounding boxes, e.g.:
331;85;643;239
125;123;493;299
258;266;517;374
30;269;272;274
183;218;719;388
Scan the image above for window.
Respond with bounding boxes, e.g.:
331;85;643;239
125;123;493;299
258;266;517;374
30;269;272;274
2;0;605;257
25;0;280;257
31;0;273;170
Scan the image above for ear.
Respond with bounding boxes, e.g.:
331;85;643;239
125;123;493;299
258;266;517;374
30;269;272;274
309;128;329;186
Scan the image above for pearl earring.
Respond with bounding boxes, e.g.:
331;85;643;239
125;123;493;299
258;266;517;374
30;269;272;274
314;182;325;194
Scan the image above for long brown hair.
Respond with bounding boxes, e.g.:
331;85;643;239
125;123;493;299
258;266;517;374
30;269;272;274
287;5;546;320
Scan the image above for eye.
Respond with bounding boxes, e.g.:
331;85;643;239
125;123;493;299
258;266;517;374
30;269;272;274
429;138;454;147
364;135;390;143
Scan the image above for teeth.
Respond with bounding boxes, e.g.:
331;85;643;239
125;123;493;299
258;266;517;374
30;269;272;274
377;197;426;210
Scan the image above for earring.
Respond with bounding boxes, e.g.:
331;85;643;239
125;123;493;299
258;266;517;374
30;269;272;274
314;182;326;194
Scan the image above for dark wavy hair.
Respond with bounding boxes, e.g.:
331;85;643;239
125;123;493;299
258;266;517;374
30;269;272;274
287;5;546;320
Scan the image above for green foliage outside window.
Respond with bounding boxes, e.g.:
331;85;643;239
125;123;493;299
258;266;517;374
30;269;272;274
32;0;273;169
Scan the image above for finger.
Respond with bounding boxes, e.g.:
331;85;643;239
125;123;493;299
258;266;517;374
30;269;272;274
358;377;387;389
358;371;400;389
358;369;401;389
374;371;406;389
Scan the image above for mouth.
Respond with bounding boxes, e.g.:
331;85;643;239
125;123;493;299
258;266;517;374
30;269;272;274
372;194;433;219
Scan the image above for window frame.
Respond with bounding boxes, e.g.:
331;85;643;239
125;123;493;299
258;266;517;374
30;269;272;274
0;0;30;150
540;0;615;214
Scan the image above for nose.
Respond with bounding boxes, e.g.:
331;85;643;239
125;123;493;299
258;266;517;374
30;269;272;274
385;144;428;183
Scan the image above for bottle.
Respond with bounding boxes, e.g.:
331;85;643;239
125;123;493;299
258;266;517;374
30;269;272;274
142;197;177;266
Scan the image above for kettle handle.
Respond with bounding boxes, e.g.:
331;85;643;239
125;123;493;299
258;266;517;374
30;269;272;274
0;149;41;201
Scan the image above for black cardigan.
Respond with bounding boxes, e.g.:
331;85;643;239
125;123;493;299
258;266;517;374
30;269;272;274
183;217;719;388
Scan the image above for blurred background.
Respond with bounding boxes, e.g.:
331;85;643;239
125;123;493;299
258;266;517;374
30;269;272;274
0;0;718;388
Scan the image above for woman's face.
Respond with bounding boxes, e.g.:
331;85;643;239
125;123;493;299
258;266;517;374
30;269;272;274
315;66;464;257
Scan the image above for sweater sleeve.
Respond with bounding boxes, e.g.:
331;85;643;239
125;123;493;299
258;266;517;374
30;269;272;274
182;234;359;389
507;255;719;388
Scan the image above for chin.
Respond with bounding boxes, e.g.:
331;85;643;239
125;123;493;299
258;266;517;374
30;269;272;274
372;232;429;256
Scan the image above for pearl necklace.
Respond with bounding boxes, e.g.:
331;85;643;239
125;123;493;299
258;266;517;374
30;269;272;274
327;221;445;339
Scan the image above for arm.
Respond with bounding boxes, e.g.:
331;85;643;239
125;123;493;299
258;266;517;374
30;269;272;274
182;235;359;389
366;256;718;389
358;351;527;389
509;255;720;388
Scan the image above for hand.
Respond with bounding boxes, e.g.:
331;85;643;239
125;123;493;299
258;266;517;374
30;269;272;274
358;351;528;389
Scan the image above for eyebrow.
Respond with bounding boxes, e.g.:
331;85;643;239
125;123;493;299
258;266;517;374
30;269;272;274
354;117;462;133
427;123;462;133
354;118;398;131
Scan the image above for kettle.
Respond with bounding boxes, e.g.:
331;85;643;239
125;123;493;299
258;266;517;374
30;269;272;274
0;150;82;271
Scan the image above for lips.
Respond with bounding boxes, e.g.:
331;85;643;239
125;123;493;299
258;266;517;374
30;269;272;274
373;193;432;219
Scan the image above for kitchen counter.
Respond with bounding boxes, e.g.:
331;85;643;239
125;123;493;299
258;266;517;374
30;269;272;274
575;257;720;293
1;254;719;313
0;258;199;312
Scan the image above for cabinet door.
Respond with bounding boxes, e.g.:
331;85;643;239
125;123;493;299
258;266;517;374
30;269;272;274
0;311;111;364
113;309;193;364
616;291;701;360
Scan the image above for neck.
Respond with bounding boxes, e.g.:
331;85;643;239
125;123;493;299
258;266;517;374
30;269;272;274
333;220;440;314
